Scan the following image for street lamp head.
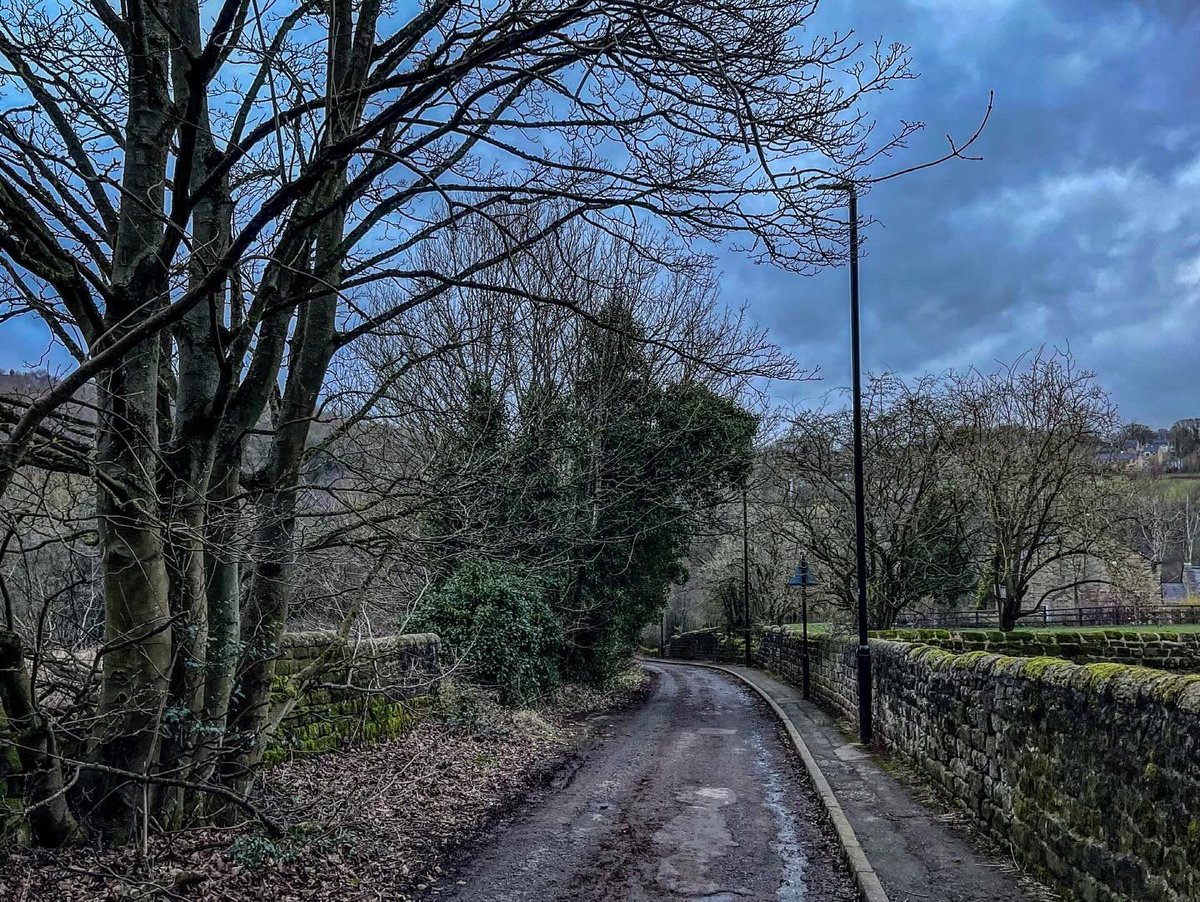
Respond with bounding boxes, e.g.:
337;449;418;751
811;180;857;196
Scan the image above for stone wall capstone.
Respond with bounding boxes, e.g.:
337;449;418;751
758;628;1200;902
880;628;1200;672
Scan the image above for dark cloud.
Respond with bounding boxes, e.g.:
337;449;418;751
742;0;1200;425
2;1;1195;425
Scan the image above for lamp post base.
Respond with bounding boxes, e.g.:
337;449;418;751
856;643;872;744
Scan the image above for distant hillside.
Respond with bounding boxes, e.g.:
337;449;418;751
0;369;55;399
0;369;96;423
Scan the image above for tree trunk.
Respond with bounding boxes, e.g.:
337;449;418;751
91;334;173;838
221;205;346;800
998;587;1023;632
0;632;82;846
89;0;175;837
200;462;242;741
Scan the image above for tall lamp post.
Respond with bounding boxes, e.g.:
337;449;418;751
787;557;819;699
817;181;872;744
742;485;752;667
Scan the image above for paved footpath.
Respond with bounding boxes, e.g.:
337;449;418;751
719;664;1053;902
431;662;858;901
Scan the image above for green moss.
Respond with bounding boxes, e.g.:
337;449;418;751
910;645;958;669
1145;672;1200;703
1007;630;1038;641
264;694;425;766
951;650;992;668
1082;662;1127;689
1017;655;1073;680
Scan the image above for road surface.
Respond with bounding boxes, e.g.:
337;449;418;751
432;663;857;901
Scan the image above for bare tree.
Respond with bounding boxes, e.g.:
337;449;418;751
772;373;976;629
1179;487;1200;567
0;0;977;844
951;349;1124;630
1128;480;1183;577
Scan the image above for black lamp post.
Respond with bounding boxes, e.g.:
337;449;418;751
787;557;819;699
742;485;752;667
816;180;872;744
848;186;873;745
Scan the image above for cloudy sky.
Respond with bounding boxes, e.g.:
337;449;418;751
742;0;1200;426
2;0;1195;426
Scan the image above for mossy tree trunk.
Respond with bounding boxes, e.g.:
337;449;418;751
0;632;82;846
88;0;175;837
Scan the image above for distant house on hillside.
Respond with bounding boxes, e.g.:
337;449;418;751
1097;438;1179;472
1162;582;1188;602
1097;449;1140;466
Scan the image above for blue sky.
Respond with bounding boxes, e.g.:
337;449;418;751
744;0;1200;426
3;0;1196;426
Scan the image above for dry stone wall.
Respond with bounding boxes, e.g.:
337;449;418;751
1;632;441;830
758;629;858;721
666;628;739;662
758;629;1200;902
266;631;440;763
880;628;1200;671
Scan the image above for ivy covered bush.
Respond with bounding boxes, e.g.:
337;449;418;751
418;560;562;704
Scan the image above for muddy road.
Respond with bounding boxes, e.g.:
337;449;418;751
431;663;857;901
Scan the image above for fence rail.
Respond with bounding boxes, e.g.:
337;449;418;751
896;604;1200;630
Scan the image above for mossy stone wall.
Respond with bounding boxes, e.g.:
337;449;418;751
759;628;859;720
758;629;1200;901
0;632;441;818
266;631;440;763
667;628;735;661
878;628;1200;671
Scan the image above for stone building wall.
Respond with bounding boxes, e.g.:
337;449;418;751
758;629;1200;902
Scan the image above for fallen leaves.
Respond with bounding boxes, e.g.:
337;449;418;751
0;671;649;901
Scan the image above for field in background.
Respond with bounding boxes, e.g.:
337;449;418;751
1157;474;1200;500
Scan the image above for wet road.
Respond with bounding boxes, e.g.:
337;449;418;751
433;663;857;902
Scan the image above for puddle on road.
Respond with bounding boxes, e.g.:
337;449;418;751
750;733;810;901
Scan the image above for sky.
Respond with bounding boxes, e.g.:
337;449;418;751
2;0;1197;426
740;0;1200;426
